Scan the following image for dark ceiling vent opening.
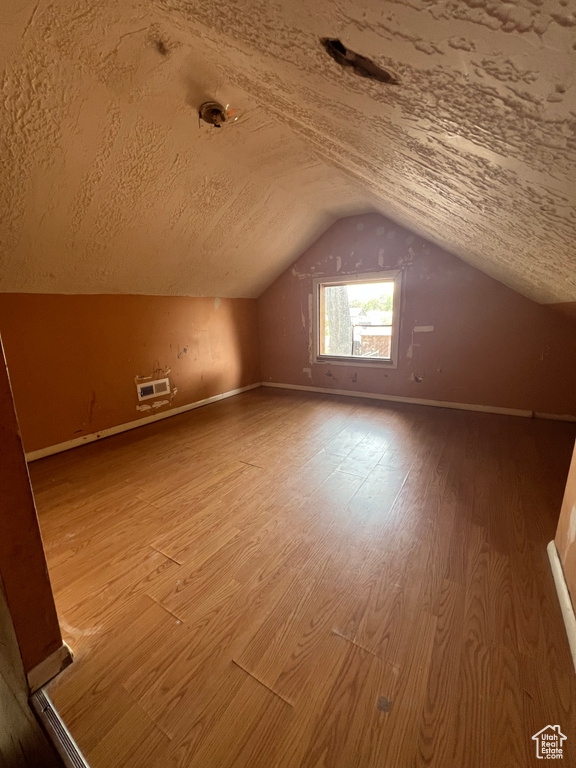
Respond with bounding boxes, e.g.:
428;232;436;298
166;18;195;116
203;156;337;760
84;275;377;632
154;38;169;56
321;38;398;85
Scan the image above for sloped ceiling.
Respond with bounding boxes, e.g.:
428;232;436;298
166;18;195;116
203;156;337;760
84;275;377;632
1;0;575;302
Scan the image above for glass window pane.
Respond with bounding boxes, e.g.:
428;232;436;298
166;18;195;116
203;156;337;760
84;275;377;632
321;280;394;359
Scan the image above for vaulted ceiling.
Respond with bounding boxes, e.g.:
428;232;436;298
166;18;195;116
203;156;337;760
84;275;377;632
1;0;575;302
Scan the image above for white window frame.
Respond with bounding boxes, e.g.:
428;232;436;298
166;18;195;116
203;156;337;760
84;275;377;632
312;270;402;369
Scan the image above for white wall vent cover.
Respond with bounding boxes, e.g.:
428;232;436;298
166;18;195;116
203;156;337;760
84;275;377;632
137;377;170;401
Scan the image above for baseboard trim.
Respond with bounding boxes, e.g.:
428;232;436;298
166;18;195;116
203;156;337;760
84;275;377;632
547;541;576;673
25;381;576;462
535;412;576;423
27;643;73;693
31;688;90;768
261;381;533;418
26;383;261;462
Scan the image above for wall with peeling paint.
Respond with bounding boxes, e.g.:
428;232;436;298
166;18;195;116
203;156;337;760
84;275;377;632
556;443;576;610
0;295;260;453
259;213;576;417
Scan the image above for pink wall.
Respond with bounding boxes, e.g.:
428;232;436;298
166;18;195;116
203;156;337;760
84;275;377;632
258;213;576;417
0;295;260;453
556;442;576;609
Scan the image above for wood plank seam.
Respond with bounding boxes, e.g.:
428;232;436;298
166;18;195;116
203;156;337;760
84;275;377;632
145;595;185;625
331;629;402;671
231;660;293;708
149;546;183;566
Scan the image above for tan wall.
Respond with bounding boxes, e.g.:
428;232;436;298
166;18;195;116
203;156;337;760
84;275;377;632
0;337;63;673
258;213;576;417
556;443;576;608
0;295;260;453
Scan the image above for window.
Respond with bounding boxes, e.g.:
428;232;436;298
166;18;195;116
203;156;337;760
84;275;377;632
313;271;402;368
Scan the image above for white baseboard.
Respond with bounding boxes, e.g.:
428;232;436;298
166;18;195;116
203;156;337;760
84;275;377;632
26;383;261;462
27;643;73;693
547;541;576;673
25;381;576;462
262;381;533;418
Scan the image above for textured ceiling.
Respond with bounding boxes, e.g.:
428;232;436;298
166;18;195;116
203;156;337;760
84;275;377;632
1;0;575;302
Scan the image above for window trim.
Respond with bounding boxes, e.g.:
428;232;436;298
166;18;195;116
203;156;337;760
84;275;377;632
312;270;402;369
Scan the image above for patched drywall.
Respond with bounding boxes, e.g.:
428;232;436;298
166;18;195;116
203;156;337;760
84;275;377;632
1;0;575;302
259;213;576;416
0;295;260;452
556;443;576;610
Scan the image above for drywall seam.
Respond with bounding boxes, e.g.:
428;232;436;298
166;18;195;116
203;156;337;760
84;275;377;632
25;383;261;462
262;381;561;419
547;541;576;674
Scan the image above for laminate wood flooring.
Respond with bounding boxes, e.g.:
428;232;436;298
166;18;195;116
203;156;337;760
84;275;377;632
29;389;576;768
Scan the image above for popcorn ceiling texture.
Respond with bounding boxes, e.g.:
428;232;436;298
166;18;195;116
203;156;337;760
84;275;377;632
0;0;575;301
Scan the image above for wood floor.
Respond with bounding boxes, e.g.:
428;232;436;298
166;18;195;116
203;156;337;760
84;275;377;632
30;388;576;768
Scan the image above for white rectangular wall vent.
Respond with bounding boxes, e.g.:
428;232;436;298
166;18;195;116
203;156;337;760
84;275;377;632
137;377;170;401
